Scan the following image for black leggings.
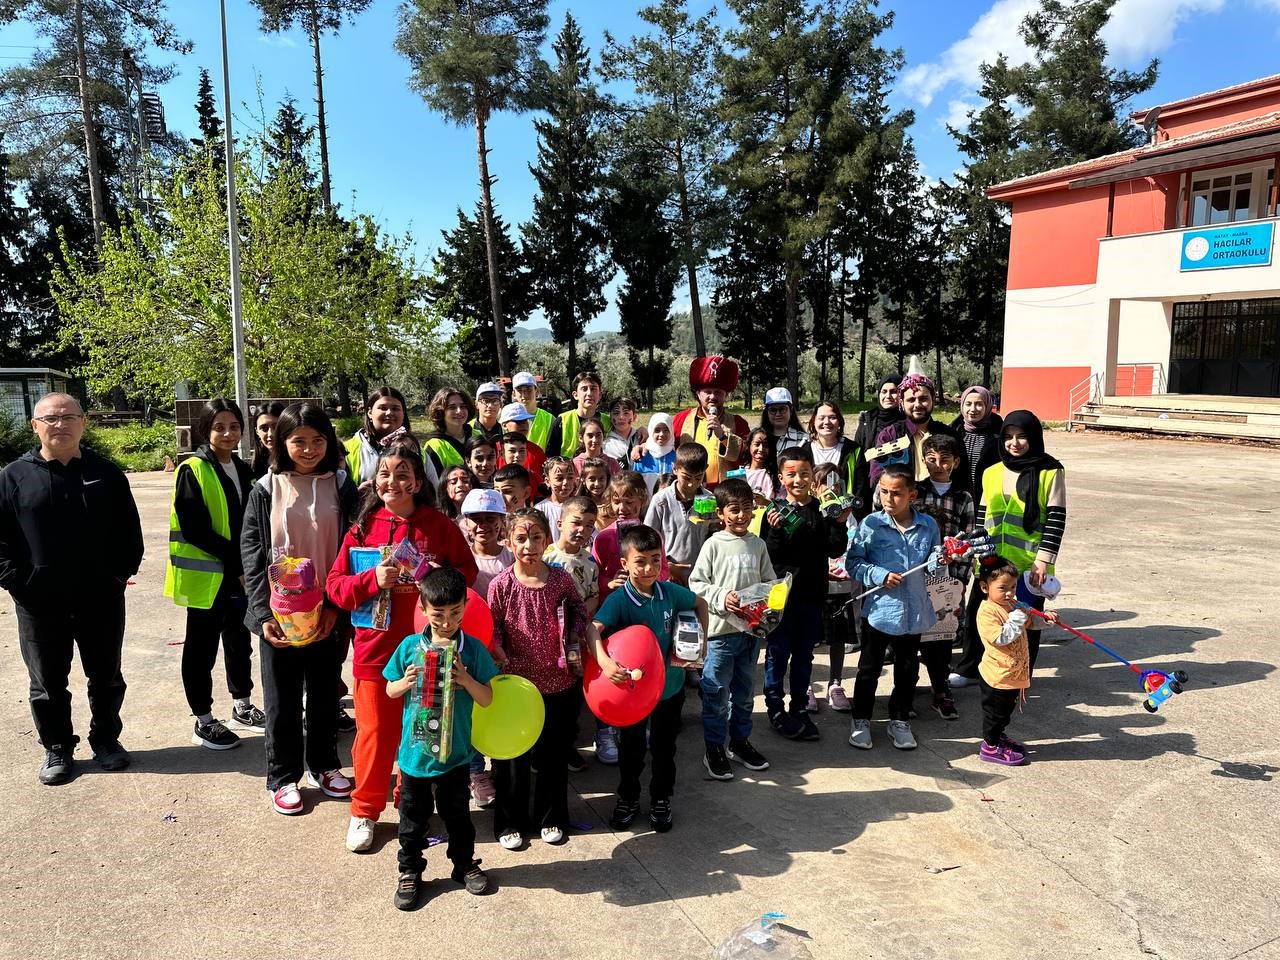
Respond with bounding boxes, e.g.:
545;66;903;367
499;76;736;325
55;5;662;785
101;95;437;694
181;586;253;717
825;596;852;683
979;677;1020;745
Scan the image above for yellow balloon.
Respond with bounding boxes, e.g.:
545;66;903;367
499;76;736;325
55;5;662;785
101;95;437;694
472;674;545;760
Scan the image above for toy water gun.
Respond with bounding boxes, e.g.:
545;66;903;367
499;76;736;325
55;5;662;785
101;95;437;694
730;574;793;639
854;530;994;601
1019;605;1189;713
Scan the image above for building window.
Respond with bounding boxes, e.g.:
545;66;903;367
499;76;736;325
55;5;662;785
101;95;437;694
1188;163;1276;226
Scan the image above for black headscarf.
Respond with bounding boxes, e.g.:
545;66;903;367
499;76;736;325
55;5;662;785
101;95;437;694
998;410;1063;532
865;374;906;437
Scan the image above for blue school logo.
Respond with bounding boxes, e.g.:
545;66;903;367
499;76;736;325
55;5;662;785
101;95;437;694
1180;222;1274;271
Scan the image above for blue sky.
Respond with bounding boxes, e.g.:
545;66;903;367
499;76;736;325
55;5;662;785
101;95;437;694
6;0;1280;331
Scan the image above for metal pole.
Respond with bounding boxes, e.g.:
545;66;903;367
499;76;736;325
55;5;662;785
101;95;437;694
219;0;250;458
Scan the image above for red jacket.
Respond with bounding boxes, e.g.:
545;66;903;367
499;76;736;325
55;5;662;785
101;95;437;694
326;504;478;680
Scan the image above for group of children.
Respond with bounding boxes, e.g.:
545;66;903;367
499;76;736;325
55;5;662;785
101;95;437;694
169;384;1057;911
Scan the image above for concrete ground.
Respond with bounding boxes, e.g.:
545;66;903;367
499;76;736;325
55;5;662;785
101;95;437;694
1;431;1277;960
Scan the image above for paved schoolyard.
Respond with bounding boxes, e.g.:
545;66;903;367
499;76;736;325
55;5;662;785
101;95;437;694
1;431;1277;960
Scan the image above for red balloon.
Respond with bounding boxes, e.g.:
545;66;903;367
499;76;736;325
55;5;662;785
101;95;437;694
413;587;495;652
583;624;664;727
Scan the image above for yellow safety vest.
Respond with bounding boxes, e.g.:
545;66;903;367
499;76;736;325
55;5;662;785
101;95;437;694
163;457;230;609
559;409;612;459
982;464;1061;574
424;436;465;470
343;435;363;482
527;407;555;451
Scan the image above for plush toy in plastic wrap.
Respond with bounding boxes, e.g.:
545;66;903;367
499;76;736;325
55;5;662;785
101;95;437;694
728;574;793;639
715;913;813;960
267;556;324;645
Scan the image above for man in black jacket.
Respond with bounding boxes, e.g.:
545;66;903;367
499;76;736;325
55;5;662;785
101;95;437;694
866;374;969;497
0;394;143;784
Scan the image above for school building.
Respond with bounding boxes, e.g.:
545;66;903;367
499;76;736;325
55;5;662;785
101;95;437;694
988;74;1280;439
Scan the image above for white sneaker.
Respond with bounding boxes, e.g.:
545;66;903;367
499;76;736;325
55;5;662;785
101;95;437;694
887;720;917;750
268;782;303;815
948;672;974;688
595;727;619;765
848;718;872;750
498;831;523;851
540;826;565;845
346;816;375;852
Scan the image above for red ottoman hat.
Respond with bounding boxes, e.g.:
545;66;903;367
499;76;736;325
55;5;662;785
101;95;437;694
689;355;739;393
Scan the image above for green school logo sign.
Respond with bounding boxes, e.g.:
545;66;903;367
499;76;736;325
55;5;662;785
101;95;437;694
1180;222;1274;271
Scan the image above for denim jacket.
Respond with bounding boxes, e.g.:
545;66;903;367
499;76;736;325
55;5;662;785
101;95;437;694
846;509;941;636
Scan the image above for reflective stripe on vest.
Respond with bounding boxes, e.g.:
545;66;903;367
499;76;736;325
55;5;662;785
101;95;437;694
982;465;1059;574
163;457;229;609
559;409;611;460
425;437;465;470
527;407;554;450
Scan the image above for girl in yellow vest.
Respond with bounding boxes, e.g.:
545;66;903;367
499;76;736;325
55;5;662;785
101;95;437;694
952;410;1066;685
166;399;261;751
422;386;476;476
343;386;437;491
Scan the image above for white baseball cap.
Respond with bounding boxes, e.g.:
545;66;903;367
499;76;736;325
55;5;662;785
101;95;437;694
476;381;502;398
764;387;793;407
499;402;535;423
461;488;507;516
1022;572;1062;600
512;372;538;390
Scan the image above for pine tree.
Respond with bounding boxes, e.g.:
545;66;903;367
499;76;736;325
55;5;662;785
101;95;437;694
191;68;224;173
521;14;610;379
606;152;680;408
999;0;1157;175
429;205;529;380
600;0;725;358
0;136;32;363
396;0;549;379
266;97;317;185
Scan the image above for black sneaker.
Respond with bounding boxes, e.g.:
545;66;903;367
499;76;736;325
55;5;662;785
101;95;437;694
727;739;770;771
795;712;821;741
566;751;587;774
336;707;357;734
393;872;420;910
230;703;267;732
93;740;130;771
192;719;241;751
703;744;733;781
932;693;960;721
608;798;640;830
451;859;491;895
649;798;673;833
38;745;74;785
768;710;805;740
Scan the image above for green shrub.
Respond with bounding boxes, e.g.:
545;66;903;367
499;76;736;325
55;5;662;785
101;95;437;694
333;415;362;440
83;421;175;472
0;411;36;466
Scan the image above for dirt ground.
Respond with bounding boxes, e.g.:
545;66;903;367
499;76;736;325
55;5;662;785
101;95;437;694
1;430;1277;960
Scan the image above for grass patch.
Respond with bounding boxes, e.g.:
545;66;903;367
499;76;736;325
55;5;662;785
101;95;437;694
83;421;175;472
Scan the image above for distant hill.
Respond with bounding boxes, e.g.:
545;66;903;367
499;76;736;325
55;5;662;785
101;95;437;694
513;326;554;344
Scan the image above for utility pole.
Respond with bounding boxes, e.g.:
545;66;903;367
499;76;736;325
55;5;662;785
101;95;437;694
219;0;250;457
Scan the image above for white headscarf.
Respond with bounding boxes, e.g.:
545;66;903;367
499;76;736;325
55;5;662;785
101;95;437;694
645;413;675;459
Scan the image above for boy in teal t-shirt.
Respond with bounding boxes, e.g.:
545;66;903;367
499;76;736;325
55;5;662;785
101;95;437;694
593;524;708;835
384;567;498;910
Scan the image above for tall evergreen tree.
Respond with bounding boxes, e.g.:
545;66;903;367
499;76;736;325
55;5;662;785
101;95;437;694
522;13;610;378
191;68;225;173
429;205;529;380
712;207;788;404
998;0;1157;176
250;0;373;212
600;0;725;358
0;136;32;364
717;0;897;399
606;152;680;408
396;0;549;379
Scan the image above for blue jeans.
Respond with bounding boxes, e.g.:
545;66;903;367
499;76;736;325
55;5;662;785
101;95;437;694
700;632;761;747
763;601;822;714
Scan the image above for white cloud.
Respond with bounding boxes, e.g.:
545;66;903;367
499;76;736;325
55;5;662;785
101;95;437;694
902;0;1037;107
904;0;1275;108
257;34;299;49
943;98;978;131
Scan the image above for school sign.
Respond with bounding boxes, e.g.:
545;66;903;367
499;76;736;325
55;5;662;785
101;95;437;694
1179;222;1275;272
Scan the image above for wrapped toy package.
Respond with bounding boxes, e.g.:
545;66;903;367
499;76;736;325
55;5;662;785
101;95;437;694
715;913;813;960
348;546;393;630
727;574;793;639
411;639;455;764
267;556;324;645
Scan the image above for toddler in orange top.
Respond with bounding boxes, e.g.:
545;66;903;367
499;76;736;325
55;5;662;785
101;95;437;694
974;556;1058;767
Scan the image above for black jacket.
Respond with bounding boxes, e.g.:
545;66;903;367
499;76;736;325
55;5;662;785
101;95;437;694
240;469;359;633
764;498;847;602
0;446;143;611
867;418;971;497
173;445;254;583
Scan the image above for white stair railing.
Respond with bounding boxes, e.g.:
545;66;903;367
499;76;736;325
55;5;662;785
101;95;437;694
1066;372;1103;430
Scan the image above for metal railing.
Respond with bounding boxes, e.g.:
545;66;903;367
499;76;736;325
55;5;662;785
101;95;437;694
1066;372;1103;430
1112;362;1167;397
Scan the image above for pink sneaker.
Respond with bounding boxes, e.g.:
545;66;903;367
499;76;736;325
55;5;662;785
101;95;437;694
827;683;851;712
470;770;496;807
307;769;354;798
979;742;1027;766
269;782;303;815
